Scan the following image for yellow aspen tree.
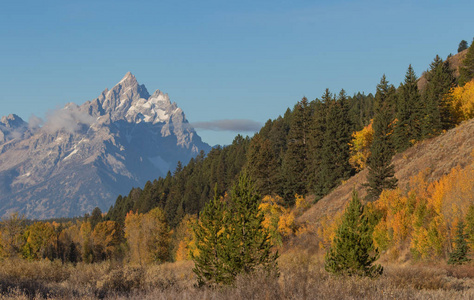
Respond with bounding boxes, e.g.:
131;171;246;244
174;214;197;261
79;221;93;263
24;222;56;260
124;211;143;265
0;213;25;259
141;207;170;263
90;221;121;261
259;195;288;246
349;120;374;171
446;79;474;122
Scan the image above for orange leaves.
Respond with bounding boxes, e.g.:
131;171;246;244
349;120;374;171
372;189;411;252
368;159;474;261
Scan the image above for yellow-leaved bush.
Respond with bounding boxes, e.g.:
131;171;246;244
349;120;374;171
446;79;474;122
259;195;295;246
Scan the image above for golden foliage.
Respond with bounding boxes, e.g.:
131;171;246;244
124;208;171;265
258;194;306;246
349;120;374;171
24;222;56;260
446;79;474;122
367;160;474;261
317;210;343;250
294;194;311;216
91;221;121;261
259;195;295;246
174;214;197;262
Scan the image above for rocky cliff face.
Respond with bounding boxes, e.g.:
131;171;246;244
0;73;211;219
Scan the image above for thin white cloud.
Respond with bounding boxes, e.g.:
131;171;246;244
191;119;262;132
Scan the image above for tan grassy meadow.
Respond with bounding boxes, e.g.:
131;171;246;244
2;249;474;299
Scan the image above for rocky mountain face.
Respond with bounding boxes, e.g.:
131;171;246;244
0;72;211;219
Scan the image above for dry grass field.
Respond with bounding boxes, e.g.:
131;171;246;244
2;249;474;299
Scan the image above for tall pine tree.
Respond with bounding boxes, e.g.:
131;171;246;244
459;38;474;86
448;221;470;265
366;75;398;201
192;186;232;286
246;134;280;196
394;65;422;152
318;90;353;194
282;97;312;204
421;55;456;137
325;190;382;277
192;176;278;287
227;173;278;275
308;90;331;197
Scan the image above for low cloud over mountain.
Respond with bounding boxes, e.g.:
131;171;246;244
192;119;262;132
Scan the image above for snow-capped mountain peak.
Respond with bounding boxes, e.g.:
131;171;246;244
0;73;210;219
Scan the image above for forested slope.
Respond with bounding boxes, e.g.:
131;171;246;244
299;117;474;225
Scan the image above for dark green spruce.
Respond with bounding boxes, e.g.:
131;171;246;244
421;55;456;137
325;190;383;277
459;38;474;86
448;221;470;265
191;186;232;286
394;65;422;152
281;97;312;204
192;175;278;286
365;75;398;201
226;173;278;276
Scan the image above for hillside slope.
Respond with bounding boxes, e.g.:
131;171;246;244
299;117;474;226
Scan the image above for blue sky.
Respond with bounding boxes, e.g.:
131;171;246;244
1;0;473;146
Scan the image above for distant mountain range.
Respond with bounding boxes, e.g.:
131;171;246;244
0;72;211;219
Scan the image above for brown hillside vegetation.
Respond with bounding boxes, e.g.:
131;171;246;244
298;117;474;228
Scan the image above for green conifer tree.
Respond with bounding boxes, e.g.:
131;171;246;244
318;90;353;194
366;75;398;201
421;55;456;137
394;65;422;152
458;40;469;53
246;134;280;196
308;90;330;197
192;186;232;286
448;221;470;265
192;176;278;286
282;97;312;204
459;38;474;86
227;173;278;275
325;190;382;277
